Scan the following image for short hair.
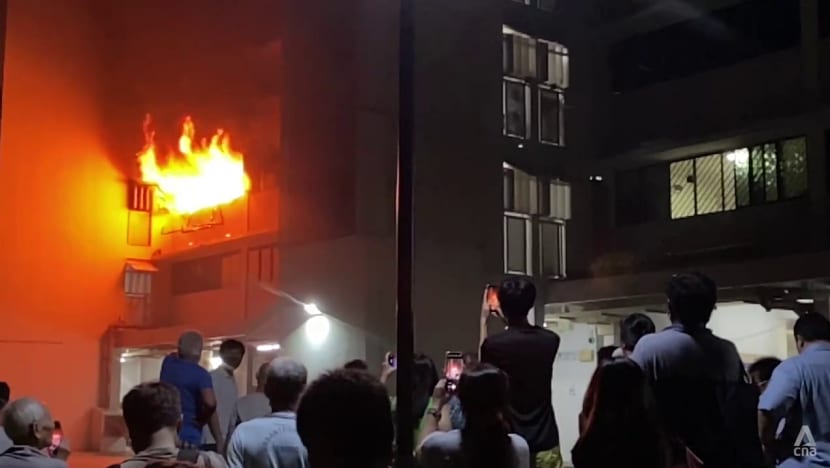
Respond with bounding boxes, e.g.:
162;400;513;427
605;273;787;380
343;359;369;371
621;313;656;350
748;357;781;382
597;346;617;364
0;382;10;408
122;382;181;439
297;369;393;467
219;339;245;355
177;331;203;359
264;358;307;408
255;362;270;386
666;273;717;326
794;313;830;343
3;398;51;445
498;277;536;320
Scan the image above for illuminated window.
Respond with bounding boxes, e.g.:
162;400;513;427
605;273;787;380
540;220;565;278
505;214;532;275
780;137;808;199
504;79;530;139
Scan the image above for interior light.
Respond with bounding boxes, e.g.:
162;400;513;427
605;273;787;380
517;143;524;149
305;315;330;346
797;298;815;305
303;303;322;316
120;356;127;364
224;233;231;238
209;356;223;370
256;343;281;352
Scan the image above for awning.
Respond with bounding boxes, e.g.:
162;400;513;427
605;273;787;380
124;259;158;272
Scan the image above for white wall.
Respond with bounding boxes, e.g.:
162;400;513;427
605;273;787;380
708;303;797;361
550;321;597;466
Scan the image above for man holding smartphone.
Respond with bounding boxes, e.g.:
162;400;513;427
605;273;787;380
480;278;562;468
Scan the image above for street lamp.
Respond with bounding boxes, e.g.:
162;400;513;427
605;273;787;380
259;283;330;344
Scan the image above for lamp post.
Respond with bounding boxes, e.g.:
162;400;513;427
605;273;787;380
396;0;416;466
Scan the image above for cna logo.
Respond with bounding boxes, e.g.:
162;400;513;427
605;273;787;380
794;425;818;457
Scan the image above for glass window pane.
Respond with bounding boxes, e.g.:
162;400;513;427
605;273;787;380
540;222;564;277
670;160;695;218
539;89;563;145
504;80;527;138
764;143;779;202
503;168;515;211
695;154;724;215
780;137;808;198
505;216;527;273
750;145;765;204
728;148;751;207
721;153;737;211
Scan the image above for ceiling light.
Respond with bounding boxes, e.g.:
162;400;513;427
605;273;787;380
209;356;223;370
305;315;331;346
256;343;281;352
797;298;815;305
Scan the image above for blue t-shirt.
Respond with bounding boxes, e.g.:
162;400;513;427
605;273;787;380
160;353;213;444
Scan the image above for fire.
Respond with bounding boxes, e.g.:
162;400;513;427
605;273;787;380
137;115;251;215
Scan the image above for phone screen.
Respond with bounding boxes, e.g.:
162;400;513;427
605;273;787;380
444;351;464;381
387;353;397;369
487;285;500;312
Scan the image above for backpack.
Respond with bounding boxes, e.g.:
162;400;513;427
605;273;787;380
106;448;201;468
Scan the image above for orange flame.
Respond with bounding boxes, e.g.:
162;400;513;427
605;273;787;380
137;115;251;215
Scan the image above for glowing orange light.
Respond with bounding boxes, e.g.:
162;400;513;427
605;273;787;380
137;115;251;215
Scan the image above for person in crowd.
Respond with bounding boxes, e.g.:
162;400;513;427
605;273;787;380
297;369;394;468
380;351;438;432
480;277;562;468
159;332;222;451
631;273;751;468
440;352;478;431
224;362;271;447
748;357;781;394
759;313;830;467
227;357;308;468
0;398;66;468
344;359;369;372
0;381;12;453
202;339;245;452
572;359;699;468
417;364;530;468
612;313;656;359
597;346;616;366
118;382;226;468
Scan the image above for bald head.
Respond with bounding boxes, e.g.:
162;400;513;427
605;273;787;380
3;398;54;448
177;331;204;361
264;357;307;411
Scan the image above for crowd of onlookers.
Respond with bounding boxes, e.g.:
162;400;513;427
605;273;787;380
0;273;828;468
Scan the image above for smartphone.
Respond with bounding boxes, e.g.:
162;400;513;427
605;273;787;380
49;421;63;456
444;351;464;393
486;284;500;312
387;353;397;369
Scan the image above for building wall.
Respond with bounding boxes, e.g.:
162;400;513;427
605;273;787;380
0;0;153;449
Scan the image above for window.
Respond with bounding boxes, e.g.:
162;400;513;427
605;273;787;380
669;136;808;219
504;79;530;139
539;87;564;145
780;137;808;198
540;220;565;277
503;26;569;143
172;253;241;295
505;213;532;275
610;0;801;92
503;164;570;276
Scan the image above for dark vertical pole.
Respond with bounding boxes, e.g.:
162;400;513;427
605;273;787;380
396;0;416;466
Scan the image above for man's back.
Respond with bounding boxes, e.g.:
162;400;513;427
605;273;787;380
227;412;307;468
760;342;830;467
632;325;745;466
159;354;212;445
0;446;67;468
481;326;560;453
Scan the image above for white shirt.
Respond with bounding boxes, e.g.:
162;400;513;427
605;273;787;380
418;430;530;468
227;412;308;468
202;366;239;444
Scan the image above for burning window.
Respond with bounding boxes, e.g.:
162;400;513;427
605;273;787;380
137;115;251;217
